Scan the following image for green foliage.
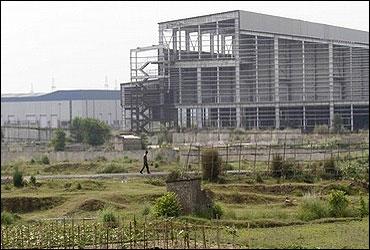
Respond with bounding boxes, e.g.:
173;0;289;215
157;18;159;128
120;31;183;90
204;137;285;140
41;155;50;165
358;197;369;218
144;178;165;186
51;129;66;151
322;157;341;180
30;175;37;186
166;169;182;182
332;114;344;134
195;203;224;219
1;211;15;225
70;117;111;146
271;154;283;178
154;162;159;168
98;163;127;173
99;208;119;228
76;183;82;190
256;174;264;183
141;205;151;216
70;117;84;143
153;192;182;217
297;194;330;221
328;190;349;217
337;157;369;182
13;168;24;188
201;148;222;182
313;124;329;134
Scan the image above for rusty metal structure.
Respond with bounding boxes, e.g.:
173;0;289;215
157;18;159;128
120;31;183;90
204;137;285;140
121;10;369;133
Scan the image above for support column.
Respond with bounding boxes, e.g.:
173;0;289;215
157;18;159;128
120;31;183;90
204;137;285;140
235;17;241;128
197;67;202;128
216;21;219;59
255;35;259;129
185;31;190;52
329;43;334;128
350;47;354;131
256;107;259;129
217;67;220;129
198;25;202;60
178;27;181;60
302;41;306;131
274;36;280;129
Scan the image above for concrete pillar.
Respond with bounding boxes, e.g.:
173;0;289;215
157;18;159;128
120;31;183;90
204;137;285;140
178;27;181;60
350;104;354;132
329;43;334;128
256;107;259;129
198;25;202;60
216;21;219;59
302;41;306;131
197;67;202;128
185;31;190;52
274;36;280;129
235;17;241;128
255;35;259;103
217;67;220;128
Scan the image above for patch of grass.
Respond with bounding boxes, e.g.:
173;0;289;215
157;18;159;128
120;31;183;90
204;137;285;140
1;211;16;225
144;178;165;186
98;163;127;173
297;194;330;221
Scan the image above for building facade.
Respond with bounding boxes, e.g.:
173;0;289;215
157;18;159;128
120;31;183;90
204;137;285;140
122;10;369;132
1;90;122;129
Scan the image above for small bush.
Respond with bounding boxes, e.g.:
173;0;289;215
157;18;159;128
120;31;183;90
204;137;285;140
201;148;222;182
51;129;66;151
144;178;165;186
41;155;50;165
142;205;151;216
98;164;127;174
154;163;159;168
30;175;37;186
297;194;330;221
96;156;107;162
328;190;349;217
282;159;295;179
166;169;181;182
30;158;36;164
76;183;82;190
1;211;15;225
322;157;341;180
256;174;264;183
358;197;369;218
271;154;283;178
222;163;234;171
302;173;316;184
153;192;182;217
211;203;224;219
314;124;329;134
155;154;163;162
13;168;24;188
99;208;119;228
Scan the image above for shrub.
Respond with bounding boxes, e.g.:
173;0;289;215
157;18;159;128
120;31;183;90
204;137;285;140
322;157;341;180
76;183;82;190
313;124;329;134
30;175;37;186
144;178;165;186
13;168;24;188
98;164;127;174
41;155;50;165
1;211;15;225
99;208;119;228
256;174;264;183
51;129;66;151
201;148;222;182
271;154;283;178
211;203;224;219
30;158;36;164
71;117;111;146
282;159;295;179
153;192;182;217
332;114;344;134
166;169;181;182
358;197;369;218
297;194;330;221
142;205;151;216
328;190;349;217
302;172;316;184
154;163;159;168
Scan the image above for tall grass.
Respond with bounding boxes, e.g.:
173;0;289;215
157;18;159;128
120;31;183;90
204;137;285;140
297;194;330;221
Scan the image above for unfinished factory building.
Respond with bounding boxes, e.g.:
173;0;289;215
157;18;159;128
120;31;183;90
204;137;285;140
121;10;369;133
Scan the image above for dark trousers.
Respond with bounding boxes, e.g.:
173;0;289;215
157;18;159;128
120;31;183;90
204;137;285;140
140;163;150;173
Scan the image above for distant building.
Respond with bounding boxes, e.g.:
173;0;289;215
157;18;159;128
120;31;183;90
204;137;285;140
1;90;122;129
121;10;369;132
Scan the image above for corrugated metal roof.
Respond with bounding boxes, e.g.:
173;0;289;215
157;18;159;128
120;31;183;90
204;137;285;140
1;89;120;102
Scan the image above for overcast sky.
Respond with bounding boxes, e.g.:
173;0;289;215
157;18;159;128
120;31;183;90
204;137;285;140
1;1;369;94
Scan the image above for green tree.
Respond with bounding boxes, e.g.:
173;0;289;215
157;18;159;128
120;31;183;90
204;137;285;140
70;117;111;146
52;129;66;151
70;117;84;142
332;114;344;133
82;118;111;146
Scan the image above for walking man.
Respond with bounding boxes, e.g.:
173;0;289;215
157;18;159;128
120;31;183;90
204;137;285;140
140;150;150;174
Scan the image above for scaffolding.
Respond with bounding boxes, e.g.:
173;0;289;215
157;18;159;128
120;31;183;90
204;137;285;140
121;10;369;133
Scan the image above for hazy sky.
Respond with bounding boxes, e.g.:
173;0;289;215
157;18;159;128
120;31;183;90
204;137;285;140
1;1;369;94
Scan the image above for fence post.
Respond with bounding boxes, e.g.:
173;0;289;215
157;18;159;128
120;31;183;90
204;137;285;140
198;146;201;171
309;142;313;169
238;142;242;174
283;132;287;161
202;225;206;249
185;143;192;172
253;140;257;178
268;143;271;173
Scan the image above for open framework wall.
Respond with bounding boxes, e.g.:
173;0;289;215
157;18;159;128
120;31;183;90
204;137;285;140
122;10;369;132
